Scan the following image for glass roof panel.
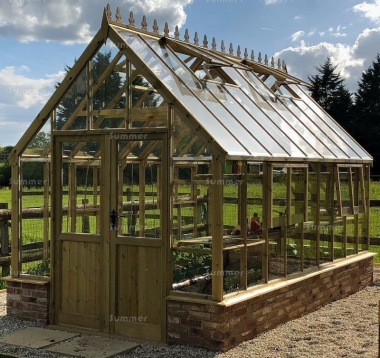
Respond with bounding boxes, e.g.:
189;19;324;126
113;27;371;162
118;31;250;156
224;67;335;159
289;84;371;161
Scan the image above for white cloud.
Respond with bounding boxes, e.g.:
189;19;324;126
264;0;285;4
353;0;380;24
0;0;193;44
291;30;305;42
274;26;380;92
0;66;64;109
294;15;302;21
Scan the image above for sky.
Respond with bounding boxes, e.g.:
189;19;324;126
0;0;380;146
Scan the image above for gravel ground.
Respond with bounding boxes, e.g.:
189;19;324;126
0;267;379;358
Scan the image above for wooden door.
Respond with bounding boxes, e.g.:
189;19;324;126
52;133;168;342
52;135;107;331
109;134;168;342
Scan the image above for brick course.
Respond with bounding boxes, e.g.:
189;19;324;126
6;279;50;324
167;254;374;351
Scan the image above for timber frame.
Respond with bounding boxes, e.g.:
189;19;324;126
5;4;374;347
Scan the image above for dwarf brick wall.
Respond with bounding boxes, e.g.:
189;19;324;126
167;253;374;351
6;279;50;324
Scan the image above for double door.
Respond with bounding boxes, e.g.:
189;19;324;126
51;132;168;342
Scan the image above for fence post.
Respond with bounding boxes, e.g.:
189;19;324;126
0;203;10;277
82;199;90;233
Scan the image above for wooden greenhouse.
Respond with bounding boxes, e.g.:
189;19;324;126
4;5;375;351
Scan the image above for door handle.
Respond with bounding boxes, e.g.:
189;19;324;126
110;209;127;230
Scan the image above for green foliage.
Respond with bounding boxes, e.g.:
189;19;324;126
308;57;353;125
26;259;50;277
172;249;211;282
353;54;380;174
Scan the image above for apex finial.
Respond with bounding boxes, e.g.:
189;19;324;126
184;29;190;42
221;40;226;53
203;35;208;48
164;22;169;37
212;37;217;51
105;4;112;21
282;60;287;72
271;57;275;67
153;19;159;33
278;58;281;69
264;54;268;65
174;26;180;40
251;50;255;61
141;15;147;30
258;52;262;63
129;11;135;27
229;43;234;55
194;32;199;46
115;7;122;23
244;48;248;60
236;45;241;59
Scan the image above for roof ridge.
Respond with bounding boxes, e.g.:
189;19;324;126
104;4;287;73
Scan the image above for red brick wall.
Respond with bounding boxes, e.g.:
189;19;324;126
167;254;374;351
6;280;50;324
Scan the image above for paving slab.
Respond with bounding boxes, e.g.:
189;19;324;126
46;335;139;358
0;327;79;349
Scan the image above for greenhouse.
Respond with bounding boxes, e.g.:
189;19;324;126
4;5;375;351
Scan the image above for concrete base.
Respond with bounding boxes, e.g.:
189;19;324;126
0;327;139;357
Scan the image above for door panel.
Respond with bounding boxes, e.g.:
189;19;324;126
53;137;104;330
53;134;167;341
110;137;166;341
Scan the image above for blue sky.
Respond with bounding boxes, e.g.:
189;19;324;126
1;0;380;146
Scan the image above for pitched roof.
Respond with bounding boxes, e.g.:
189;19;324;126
11;5;372;164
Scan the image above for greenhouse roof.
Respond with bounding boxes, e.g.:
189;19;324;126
11;5;372;164
105;8;371;163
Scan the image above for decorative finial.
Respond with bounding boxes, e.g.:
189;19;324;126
184;29;189;42
244;48;248;60
236;45;241;59
153;19;159;33
264;54;268;65
164;22;169;37
271;57;275;67
221;40;226;53
282;61;287;72
203;35;208;48
251;50;255;61
212;37;217;51
174;26;180;40
258;52;262;63
129;11;135;27
229;43;234;55
115;7;122;23
141;15;147;30
194;32;199;46
278;58;281;69
105;4;112;21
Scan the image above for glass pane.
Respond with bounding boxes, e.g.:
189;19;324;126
118;32;250;156
288;84;371;160
282;98;348;159
269;166;287;279
319;166;334;263
117;139;162;238
60;142;101;234
20;161;50;276
226;67;338;160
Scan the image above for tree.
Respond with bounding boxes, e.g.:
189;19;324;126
353;54;380;173
308;58;353;128
29;132;51;151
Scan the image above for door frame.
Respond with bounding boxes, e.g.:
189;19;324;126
50;131;170;342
